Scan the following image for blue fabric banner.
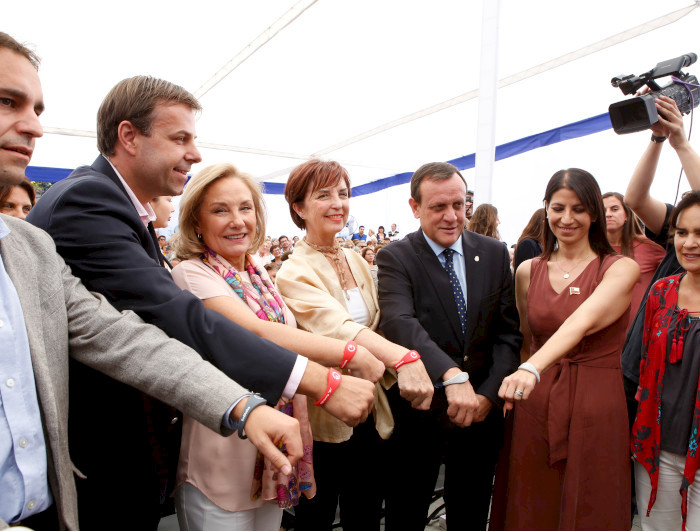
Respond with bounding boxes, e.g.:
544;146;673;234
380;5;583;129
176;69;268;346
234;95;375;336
25;166;73;183
353;112;612;197
25;112;613;194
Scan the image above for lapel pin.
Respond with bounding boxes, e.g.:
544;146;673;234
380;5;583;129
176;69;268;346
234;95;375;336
474;256;480;262
569;287;580;295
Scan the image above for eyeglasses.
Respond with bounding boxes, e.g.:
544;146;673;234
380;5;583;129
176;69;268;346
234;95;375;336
465;196;473;203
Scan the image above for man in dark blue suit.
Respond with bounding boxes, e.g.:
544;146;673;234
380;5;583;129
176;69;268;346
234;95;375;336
28;75;374;530
377;162;521;530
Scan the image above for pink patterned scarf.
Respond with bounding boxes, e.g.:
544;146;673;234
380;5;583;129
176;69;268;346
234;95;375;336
200;248;316;508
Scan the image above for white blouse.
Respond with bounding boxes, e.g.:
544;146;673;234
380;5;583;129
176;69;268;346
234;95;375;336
345;287;371;326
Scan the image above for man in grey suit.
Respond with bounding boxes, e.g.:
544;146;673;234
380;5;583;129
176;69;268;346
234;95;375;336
0;33;306;530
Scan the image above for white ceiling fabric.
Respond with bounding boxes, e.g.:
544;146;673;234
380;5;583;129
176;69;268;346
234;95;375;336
6;0;700;243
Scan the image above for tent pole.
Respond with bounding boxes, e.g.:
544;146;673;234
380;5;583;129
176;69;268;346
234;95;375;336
474;0;501;206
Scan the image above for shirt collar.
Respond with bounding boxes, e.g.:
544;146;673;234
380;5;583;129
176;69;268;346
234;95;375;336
422;232;463;258
104;155;156;227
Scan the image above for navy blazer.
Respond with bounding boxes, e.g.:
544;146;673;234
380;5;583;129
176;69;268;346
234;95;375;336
28;156;297;401
377;229;521;406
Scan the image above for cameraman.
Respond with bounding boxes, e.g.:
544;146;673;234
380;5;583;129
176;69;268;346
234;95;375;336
622;94;700;428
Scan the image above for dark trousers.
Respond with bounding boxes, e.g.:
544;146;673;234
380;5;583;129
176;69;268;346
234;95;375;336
69;360;181;530
384;386;504;531
293;416;386;530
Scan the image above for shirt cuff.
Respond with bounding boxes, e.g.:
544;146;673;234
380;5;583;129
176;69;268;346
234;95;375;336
282;355;308;399
221;394;251;431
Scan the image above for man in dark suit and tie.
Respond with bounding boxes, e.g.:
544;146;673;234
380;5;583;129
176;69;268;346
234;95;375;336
377;162;521;530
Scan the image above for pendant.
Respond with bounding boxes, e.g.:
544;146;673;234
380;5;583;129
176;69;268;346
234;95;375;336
563;273;570;279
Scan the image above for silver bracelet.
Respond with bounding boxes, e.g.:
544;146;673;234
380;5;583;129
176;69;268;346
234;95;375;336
442;371;469;386
518;362;540;384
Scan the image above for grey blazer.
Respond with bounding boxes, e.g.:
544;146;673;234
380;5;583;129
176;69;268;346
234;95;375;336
0;214;248;530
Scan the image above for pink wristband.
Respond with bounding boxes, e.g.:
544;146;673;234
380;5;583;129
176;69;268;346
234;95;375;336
394;350;421;370
340;341;358;369
314;368;342;406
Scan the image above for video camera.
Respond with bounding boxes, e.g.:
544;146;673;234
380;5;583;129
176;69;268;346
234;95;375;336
608;53;699;134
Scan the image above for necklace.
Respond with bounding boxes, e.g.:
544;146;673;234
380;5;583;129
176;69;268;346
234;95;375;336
554;252;593;279
304;237;350;299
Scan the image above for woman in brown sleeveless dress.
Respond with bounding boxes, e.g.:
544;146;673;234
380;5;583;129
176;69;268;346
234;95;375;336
493;169;640;530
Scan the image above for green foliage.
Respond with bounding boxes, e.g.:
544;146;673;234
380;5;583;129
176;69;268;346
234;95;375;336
30;181;53;198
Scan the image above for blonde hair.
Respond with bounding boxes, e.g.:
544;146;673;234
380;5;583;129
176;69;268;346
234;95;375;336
173;163;266;260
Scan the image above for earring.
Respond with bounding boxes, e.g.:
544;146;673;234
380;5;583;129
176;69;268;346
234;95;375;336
197;233;202;240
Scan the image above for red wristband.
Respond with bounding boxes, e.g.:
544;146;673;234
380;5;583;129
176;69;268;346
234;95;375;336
314;368;342;406
394;350;421;370
340;341;358;369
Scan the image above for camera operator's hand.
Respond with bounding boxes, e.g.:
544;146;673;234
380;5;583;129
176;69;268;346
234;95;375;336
653;95;687;149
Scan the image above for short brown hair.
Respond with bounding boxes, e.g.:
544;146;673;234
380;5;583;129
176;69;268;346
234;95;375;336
0;32;40;70
361;247;375;260
264;262;281;272
173;163;267;260
284;159;351;230
97;75;201;156
670;190;700;234
410;162;466;203
0;177;36;207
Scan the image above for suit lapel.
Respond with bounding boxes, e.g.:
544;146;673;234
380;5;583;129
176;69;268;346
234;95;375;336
93;155;128;196
2;227;46;355
462;231;484;351
93;156;163;266
147;222;166;267
412;230;464;342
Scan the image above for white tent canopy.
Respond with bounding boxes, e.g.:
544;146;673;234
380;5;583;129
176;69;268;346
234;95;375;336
6;0;700;244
